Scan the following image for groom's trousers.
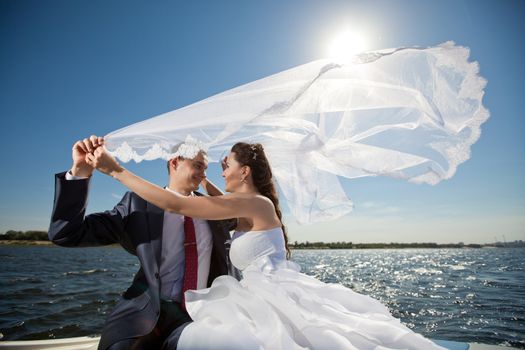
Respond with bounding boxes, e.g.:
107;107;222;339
107;299;191;350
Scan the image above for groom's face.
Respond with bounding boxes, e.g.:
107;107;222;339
170;152;208;191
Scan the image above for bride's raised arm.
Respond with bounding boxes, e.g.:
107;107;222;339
200;155;228;197
89;146;254;221
201;178;224;197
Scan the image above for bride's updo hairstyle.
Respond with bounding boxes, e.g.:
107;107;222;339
231;142;291;259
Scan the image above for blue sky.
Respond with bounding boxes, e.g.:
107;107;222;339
1;0;524;244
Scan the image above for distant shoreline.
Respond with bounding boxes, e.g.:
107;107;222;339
2;231;523;249
1;240;523;249
0;240;125;247
0;240;53;245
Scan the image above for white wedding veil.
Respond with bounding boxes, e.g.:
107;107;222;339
105;41;489;224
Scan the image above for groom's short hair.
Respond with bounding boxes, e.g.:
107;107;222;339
166;142;208;174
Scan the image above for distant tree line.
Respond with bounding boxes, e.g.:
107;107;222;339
290;241;483;249
0;230;49;241
0;231;498;249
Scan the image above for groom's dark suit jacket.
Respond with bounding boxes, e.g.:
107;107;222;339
48;172;235;350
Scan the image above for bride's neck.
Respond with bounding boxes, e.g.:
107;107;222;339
235;183;259;195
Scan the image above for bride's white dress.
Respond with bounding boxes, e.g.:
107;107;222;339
178;228;445;350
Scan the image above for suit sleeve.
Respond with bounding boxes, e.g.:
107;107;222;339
48;171;131;247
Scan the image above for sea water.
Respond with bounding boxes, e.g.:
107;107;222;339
0;246;523;347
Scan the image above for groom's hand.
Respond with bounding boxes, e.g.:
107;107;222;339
71;135;104;177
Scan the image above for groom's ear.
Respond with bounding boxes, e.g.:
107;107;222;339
168;158;179;174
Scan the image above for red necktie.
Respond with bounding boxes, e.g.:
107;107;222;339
181;216;198;309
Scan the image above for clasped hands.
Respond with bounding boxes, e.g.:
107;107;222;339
71;135;123;178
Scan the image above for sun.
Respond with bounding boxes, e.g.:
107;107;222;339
327;30;368;62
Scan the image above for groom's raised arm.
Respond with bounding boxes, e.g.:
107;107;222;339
48;171;130;247
48;135;130;247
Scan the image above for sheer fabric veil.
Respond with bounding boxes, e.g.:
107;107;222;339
104;41;489;224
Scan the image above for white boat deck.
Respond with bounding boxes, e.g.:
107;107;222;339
0;336;515;350
0;336;99;349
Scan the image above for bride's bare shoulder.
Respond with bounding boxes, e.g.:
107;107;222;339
228;193;274;207
253;194;276;212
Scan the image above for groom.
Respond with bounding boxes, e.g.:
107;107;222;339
48;135;235;350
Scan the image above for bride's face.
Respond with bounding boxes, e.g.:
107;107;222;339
222;152;244;193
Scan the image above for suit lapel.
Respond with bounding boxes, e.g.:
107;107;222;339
146;201;164;268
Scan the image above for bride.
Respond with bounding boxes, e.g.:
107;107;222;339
87;139;445;350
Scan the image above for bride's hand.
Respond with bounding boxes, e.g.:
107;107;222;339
86;147;124;177
71;135;104;177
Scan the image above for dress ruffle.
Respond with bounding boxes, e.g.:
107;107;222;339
178;256;445;350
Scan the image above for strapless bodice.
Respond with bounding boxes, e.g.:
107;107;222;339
229;227;287;271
